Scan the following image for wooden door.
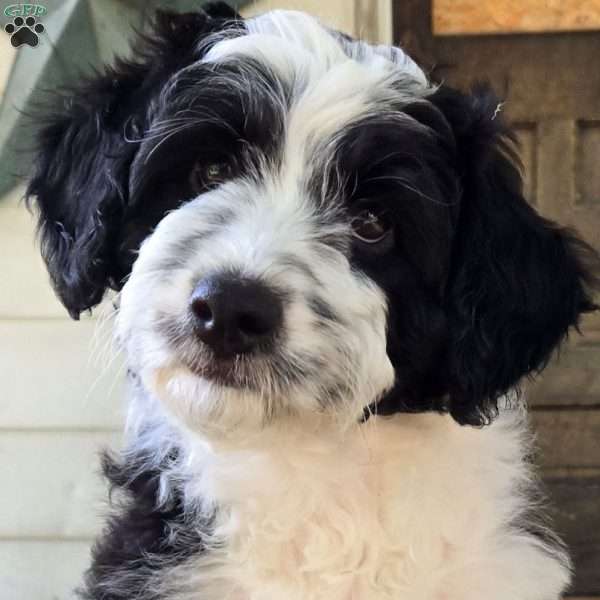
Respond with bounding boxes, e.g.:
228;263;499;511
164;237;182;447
394;2;600;596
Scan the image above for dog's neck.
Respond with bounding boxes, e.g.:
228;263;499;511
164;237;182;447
126;391;569;599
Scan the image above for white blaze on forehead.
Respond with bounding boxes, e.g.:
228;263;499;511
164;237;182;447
202;10;432;178
117;9;432;433
203;10;429;94
204;11;346;76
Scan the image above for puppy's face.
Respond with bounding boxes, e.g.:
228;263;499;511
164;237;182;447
28;7;598;431
116;12;457;430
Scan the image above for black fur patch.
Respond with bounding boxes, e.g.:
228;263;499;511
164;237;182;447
26;7;245;319
339;87;600;425
79;452;210;600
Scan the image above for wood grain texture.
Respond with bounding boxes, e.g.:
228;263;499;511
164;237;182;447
531;410;600;469
576;121;600;206
528;342;600;407
394;3;600;593
546;477;600;595
433;0;600;35
513;123;538;204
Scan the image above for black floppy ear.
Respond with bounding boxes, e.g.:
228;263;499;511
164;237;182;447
26;5;242;319
430;85;600;426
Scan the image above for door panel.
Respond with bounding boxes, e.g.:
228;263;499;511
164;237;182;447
433;0;600;36
394;2;600;595
547;477;600;595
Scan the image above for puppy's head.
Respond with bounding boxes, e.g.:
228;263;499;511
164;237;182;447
28;4;599;431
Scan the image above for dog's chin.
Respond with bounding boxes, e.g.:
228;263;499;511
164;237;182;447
142;332;389;434
182;355;253;389
146;357;363;436
146;339;307;434
147;363;269;434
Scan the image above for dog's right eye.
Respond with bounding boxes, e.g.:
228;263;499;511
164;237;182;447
351;207;392;244
189;161;233;193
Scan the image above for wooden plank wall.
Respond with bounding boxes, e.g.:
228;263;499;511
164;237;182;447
515;90;600;598
528;339;600;596
0;188;124;600
394;2;600;592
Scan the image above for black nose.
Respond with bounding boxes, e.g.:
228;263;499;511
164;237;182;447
190;274;284;357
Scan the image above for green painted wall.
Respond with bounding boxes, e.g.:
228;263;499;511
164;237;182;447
0;0;246;196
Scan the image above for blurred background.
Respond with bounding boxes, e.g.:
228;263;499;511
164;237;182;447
0;1;598;598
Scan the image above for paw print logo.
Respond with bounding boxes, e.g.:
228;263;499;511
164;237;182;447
4;16;45;48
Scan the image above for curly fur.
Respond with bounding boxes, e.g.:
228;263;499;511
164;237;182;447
25;3;599;599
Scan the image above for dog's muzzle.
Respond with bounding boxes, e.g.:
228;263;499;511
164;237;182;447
189;272;284;359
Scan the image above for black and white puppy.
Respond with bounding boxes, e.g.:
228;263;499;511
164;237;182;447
27;3;599;599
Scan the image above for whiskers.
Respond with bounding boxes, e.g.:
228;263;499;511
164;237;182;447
89;297;120;367
83;296;126;412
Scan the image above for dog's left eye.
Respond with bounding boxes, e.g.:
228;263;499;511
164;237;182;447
351;207;392;244
189;161;233;193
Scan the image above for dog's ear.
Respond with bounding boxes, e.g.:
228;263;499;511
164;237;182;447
26;6;242;319
429;84;600;425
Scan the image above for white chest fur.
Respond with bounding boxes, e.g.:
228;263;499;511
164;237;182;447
168;410;569;600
